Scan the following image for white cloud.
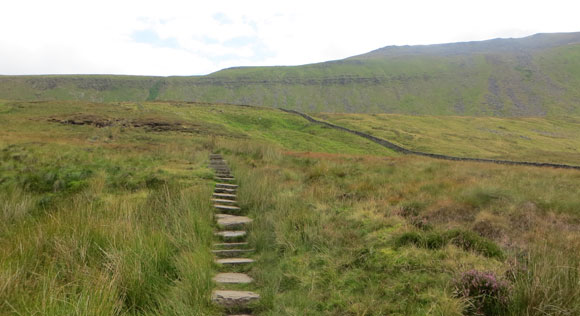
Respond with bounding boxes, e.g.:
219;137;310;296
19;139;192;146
1;0;579;76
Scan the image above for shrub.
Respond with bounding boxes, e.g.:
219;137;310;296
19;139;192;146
453;269;510;315
19;167;93;193
409;216;433;231
144;173;167;189
444;229;504;260
394;229;504;259
460;187;506;208
399;201;426;218
395;231;424;248
399;201;433;230
106;171;141;191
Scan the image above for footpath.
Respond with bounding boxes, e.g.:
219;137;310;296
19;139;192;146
209;154;260;315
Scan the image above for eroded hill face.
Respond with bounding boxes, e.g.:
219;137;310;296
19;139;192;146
2;32;580;116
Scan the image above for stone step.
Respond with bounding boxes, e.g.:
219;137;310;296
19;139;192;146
216;258;255;265
215;230;246;239
214;188;236;194
212;198;238;204
216;177;235;182
212;248;255;257
210;165;228;169
213;272;253;284
216;175;234;179
212;290;260;308
216;214;252;228
215;204;241;212
216;183;238;188
213;193;237;200
214;242;249;248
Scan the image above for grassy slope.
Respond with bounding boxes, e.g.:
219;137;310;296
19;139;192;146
0;100;392;315
2;33;580;115
190;42;580;116
0;105;218;315
315;112;580;165
228;147;580;315
1;100;579;315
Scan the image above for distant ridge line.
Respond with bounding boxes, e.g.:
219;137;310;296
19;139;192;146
280;109;580;170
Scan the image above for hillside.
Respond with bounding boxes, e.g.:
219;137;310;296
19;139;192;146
2;32;580;115
1;100;580;315
314;112;580;165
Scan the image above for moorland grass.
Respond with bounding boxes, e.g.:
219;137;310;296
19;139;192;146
0;144;219;315
211;138;580;315
1;100;579;315
315;112;580;165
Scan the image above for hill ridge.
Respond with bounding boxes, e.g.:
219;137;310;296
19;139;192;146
355;32;580;58
2;32;580;116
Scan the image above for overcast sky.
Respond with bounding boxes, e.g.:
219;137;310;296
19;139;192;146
1;0;579;76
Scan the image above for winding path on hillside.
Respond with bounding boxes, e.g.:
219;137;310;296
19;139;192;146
280;109;580;170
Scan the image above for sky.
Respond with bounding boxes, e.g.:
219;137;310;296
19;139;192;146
1;0;579;76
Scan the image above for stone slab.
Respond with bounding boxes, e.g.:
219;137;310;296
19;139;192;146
212;248;254;257
216;183;238;188
213;193;236;200
212;290;260;307
213;272;253;284
215;204;241;211
212;198;237;204
216;258;255;265
215;231;246;238
214;188;236;194
217;215;252;227
214;242;249;248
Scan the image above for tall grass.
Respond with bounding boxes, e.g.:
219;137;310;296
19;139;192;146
509;242;580;316
2;100;580;315
0;139;220;315
216;141;580;315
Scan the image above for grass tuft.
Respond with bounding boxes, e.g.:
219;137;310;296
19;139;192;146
395;229;505;259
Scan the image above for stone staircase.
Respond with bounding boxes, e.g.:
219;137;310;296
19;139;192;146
209;154;260;315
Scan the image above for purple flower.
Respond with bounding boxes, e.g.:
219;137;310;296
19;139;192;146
453;269;511;315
